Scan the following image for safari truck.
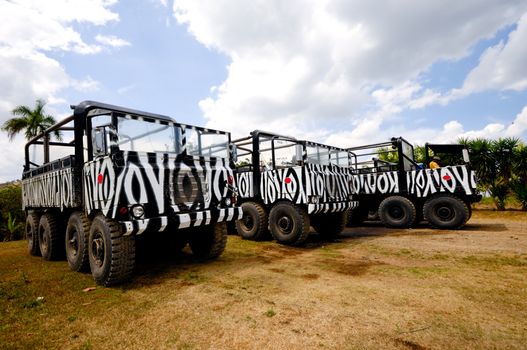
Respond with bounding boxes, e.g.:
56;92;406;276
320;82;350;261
231;130;358;245
22;101;242;286
347;137;481;229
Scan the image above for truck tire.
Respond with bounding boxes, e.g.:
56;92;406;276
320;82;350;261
189;222;228;260
89;215;135;286
347;205;368;226
378;196;416;228
65;212;90;272
25;212;41;256
423;194;469;229
311;211;347;239
236;202;270;241
38;213;63;260
269;202;310;246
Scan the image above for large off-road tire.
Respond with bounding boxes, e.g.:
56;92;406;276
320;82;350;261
25;212;41;256
423;194;469;230
189;222;228;260
88;215;135;286
269;202;310;246
38;213;64;260
311;211;347;239
347;205;368;226
65;212;90;272
378;196;416;228
236;201;270;241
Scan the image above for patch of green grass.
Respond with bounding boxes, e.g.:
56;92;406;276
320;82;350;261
405;266;449;278
316;245;344;258
461;254;527;268
264;309;276;317
79;340;92;350
181;271;208;284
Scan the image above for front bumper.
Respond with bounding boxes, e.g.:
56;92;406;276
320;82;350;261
121;206;243;236
308;201;359;214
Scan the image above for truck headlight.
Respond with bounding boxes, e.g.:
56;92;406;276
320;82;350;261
309;195;320;204
131;205;145;219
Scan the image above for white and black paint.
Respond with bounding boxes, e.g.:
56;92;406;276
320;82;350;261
22;166;82;210
352;165;477;198
237;163;357;214
83;150;242;235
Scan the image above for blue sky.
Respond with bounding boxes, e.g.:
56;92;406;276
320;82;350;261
1;0;527;181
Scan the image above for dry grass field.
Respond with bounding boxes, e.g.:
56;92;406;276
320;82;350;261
1;210;526;349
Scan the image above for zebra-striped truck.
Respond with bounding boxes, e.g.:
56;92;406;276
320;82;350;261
232;130;358;246
347;137;482;229
22;101;242;286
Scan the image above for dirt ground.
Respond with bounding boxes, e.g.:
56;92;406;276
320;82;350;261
1;210;526;349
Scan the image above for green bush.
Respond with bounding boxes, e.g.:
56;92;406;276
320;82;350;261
0;183;25;241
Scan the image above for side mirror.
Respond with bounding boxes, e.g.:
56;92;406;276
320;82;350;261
229;144;238;163
462;149;470;163
92;127;107;156
295;144;303;164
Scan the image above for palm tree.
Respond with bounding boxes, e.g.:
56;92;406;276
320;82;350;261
511;143;527;210
490;138;519;210
462;138;495;190
1;99;60;141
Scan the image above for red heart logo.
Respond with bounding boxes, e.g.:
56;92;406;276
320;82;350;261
284;177;292;184
97;173;103;184
443;175;451;181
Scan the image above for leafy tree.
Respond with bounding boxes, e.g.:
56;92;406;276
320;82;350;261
0;183;24;241
489;138;519;210
463;138;495;191
511;143;527;210
413;145;426;164
1;99;60;141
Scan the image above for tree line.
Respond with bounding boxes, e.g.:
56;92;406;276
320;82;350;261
458;138;527;211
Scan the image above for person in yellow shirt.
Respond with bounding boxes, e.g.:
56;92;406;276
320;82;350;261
429;156;441;169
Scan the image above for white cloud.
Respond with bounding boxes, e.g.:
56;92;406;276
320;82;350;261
505;106;527;137
95;34;131;48
327;105;527;150
72;76;101;92
461;12;527;94
172;0;527;143
0;0;122;182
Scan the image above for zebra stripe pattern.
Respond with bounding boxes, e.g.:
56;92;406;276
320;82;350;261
237;163;355;214
121;207;242;236
352;165;477;197
22;166;82;210
83;150;239;235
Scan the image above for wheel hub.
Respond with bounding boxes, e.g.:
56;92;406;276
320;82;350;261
243;214;254;230
436;206;453;220
92;235;105;267
389;206;404;219
68;230;79;256
278;216;292;233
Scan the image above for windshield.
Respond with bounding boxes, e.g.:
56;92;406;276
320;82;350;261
118;117;178;153
330;150;350;167
116;117;229;158
306;144;349;167
401;139;415;171
306;145;330;165
186;128;229;158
